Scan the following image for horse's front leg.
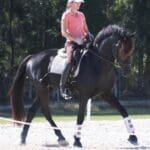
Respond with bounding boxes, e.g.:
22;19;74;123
74;98;88;147
101;92;138;144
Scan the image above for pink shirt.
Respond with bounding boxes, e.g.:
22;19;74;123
62;10;86;41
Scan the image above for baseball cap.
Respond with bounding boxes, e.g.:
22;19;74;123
68;0;84;3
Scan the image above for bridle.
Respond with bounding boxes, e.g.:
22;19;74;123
87;43;132;79
88;38;124;69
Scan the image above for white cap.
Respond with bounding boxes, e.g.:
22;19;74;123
68;0;84;3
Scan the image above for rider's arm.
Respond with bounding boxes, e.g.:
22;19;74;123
61;15;75;42
83;16;89;36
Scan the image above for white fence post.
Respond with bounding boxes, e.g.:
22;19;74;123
86;98;92;121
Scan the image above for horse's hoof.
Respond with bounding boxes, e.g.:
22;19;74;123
20;140;26;145
21;133;26;145
128;135;138;145
74;140;83;148
73;136;82;148
58;139;69;147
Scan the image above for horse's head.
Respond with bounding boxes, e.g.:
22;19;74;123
93;25;135;77
114;31;135;77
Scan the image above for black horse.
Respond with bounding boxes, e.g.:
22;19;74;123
9;24;137;147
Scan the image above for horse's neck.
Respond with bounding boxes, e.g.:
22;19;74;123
98;38;115;63
78;44;115;75
90;51;113;74
89;39;116;76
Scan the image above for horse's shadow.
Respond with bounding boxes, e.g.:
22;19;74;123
117;146;150;149
42;143;60;148
42;143;72;149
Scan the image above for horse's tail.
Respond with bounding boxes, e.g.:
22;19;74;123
9;55;32;121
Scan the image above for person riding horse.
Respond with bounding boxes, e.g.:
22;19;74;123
60;0;93;99
9;24;137;147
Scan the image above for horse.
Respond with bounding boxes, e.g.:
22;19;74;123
9;24;138;147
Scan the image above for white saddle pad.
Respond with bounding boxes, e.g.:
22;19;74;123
50;48;67;74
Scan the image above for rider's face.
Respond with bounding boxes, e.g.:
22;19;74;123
71;2;81;11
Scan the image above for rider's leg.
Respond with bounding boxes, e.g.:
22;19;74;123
60;61;71;97
60;42;73;99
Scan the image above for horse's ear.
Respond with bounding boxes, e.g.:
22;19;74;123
130;32;136;37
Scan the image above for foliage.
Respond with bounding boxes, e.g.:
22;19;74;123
105;0;150;96
0;0;150;102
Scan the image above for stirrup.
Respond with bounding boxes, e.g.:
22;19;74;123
62;93;72;100
60;88;72;100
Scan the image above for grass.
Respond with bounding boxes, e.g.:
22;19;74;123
0;114;149;124
33;114;150;122
0;103;150;124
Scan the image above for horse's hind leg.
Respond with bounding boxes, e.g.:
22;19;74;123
101;92;138;144
38;88;68;146
21;97;40;144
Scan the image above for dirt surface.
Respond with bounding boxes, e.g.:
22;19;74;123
0;119;150;150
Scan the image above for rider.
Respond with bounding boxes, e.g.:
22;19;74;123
60;0;91;99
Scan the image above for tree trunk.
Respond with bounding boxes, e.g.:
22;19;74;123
9;0;15;69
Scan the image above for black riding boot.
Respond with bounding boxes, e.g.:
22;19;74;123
60;63;72;100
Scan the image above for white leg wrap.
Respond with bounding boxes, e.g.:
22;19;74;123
74;125;82;138
124;117;135;135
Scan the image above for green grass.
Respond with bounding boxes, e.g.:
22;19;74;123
0;104;150;124
1;114;149;124
33;114;150;122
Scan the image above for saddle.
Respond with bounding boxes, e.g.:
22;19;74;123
50;44;87;78
40;41;93;86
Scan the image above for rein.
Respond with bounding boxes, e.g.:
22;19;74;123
88;48;122;69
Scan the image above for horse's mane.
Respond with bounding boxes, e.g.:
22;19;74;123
93;24;129;47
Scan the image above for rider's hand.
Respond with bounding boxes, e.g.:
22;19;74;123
86;32;94;43
75;38;83;45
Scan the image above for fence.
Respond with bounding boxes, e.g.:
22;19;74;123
0;72;150;105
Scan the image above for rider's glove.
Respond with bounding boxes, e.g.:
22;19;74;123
75;38;83;45
87;32;94;42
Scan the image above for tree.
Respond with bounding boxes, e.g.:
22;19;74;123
105;0;150;97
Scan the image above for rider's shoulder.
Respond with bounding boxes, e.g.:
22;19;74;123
62;9;72;19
